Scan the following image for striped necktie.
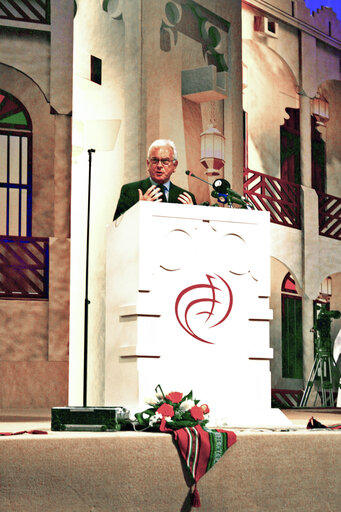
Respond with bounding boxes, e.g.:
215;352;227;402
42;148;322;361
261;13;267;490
159;184;167;202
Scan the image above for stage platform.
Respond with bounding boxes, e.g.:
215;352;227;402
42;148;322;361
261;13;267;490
1;408;340;512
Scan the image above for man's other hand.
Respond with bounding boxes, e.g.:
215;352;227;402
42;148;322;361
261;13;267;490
138;185;162;202
178;192;193;205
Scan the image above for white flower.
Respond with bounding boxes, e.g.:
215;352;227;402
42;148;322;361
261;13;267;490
148;412;163;426
179;399;195;412
145;396;159;406
155;391;165;400
165;416;173;422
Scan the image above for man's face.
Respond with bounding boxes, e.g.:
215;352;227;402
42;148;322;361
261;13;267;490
147;145;178;184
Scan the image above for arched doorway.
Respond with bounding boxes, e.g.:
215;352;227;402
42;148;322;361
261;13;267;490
281;272;303;379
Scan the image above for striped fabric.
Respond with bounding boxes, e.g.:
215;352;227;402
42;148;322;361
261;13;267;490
160;420;237;507
173;425;237;483
307;417;341;430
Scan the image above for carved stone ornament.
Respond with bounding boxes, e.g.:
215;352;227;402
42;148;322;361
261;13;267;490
161;0;230;72
102;0;123;20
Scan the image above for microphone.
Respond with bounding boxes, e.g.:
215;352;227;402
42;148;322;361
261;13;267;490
186;170;254;209
185;170;211;186
211;190;246;207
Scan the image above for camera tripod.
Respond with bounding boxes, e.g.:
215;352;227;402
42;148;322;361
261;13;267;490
299;345;341;407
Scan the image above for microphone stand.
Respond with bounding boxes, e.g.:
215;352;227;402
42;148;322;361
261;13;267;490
83;148;95;407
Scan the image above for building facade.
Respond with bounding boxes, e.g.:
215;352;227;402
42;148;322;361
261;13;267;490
0;0;73;408
242;0;341;397
1;0;340;408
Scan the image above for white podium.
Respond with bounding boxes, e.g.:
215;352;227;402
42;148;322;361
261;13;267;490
105;202;290;426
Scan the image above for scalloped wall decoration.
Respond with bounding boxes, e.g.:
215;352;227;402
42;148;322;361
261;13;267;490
161;0;230;72
102;0;123;20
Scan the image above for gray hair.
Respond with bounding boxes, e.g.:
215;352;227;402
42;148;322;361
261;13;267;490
147;139;178;161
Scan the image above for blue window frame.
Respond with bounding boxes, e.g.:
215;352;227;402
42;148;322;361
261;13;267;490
0;91;32;236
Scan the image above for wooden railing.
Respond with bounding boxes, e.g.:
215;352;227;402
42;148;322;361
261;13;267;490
318;192;341;241
0;0;50;24
0;236;49;299
243;168;301;229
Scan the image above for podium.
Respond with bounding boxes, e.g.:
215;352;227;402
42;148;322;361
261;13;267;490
105;202;290;426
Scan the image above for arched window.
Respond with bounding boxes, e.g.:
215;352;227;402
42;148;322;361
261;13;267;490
0;90;32;236
281;272;303;379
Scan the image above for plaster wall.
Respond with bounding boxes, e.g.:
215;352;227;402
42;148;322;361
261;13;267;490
0;2;73;408
242;17;299;176
260;0;293;14
319;236;341;284
242;4;300;84
316;41;341;89
240;0;341;393
0;301;48;361
0;27;50;100
70;0;125;405
221;0;243;193
270;223;303;288
322;81;341;196
0;361;68;408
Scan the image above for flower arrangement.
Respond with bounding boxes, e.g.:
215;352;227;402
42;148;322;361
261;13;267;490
135;384;210;430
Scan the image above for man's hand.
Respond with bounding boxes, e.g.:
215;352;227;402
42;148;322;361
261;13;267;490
178;192;194;205
138;185;162;202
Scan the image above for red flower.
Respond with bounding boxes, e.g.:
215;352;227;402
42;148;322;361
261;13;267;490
200;404;210;414
166;392;183;404
157;403;174;418
190;405;204;421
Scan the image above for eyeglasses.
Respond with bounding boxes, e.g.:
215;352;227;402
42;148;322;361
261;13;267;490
149;158;174;167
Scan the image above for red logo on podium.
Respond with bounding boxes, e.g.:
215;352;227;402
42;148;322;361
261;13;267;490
175;274;233;344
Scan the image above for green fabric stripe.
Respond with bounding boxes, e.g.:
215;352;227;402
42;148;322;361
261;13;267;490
191;427;199;480
206;430;216;471
212;431;224;465
185;427;192;467
206;430;228;471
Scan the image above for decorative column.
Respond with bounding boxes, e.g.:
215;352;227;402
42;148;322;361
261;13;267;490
53;114;72;238
122;0;144;182
300;185;320;392
302;295;315;391
299;93;312;188
299;31;316;189
224;8;243;195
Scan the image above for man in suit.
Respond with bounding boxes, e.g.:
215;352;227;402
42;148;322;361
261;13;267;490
114;139;196;220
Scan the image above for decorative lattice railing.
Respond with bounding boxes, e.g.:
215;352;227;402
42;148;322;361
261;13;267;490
318;192;341;241
0;0;50;24
0;236;49;299
243;168;301;229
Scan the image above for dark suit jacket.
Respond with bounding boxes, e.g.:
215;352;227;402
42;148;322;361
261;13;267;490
113;177;197;220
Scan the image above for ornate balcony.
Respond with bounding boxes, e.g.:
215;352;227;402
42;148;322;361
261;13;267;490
243;168;301;229
318;192;341;241
0;0;50;25
0;236;49;299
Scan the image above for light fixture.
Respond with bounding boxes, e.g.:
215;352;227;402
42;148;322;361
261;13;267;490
320;276;332;298
311;93;329;127
200;124;225;177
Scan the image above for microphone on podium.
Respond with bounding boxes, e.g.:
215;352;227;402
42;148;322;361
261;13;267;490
185;170;254;209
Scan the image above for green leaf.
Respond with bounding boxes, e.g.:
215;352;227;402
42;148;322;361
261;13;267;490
183;390;193;401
